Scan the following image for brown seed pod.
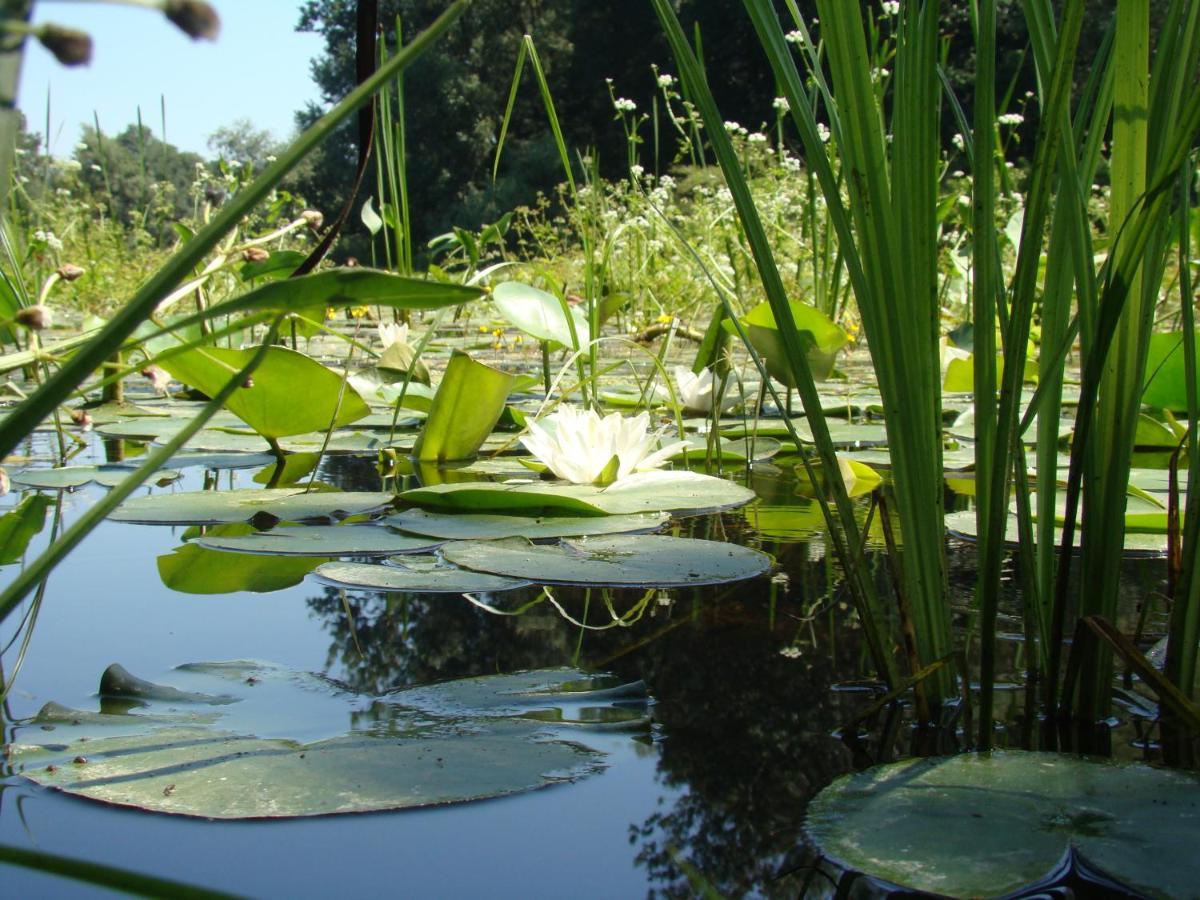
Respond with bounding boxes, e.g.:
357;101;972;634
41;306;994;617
163;0;220;41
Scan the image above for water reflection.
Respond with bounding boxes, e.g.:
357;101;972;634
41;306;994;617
304;511;873;895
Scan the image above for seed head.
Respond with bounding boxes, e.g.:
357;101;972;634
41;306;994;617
242;247;270;263
38;25;92;67
57;263;85;282
301;209;324;230
15;305;52;331
163;0;220;41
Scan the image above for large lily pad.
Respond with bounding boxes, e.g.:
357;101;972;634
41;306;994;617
400;470;756;517
158;538;328;594
386;509;669;541
10;464;181;489
315;556;532;593
110;489;395;526
442;535;772;588
806;751;1200;898
945;510;1168;556
12;662;644;819
196;524;443;557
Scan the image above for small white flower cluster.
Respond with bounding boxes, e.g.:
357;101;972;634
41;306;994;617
817;122;832;143
613;97;637;113
881;1;901;15
998;112;1024;126
785;29;806;46
656;73;674;89
747;132;768;144
629;163;645;180
872;66;890;81
779;646;803;659
34;230;63;251
723;121;748;136
772;96;791;112
952;133;966;151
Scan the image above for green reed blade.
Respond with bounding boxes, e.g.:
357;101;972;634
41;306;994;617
654;0;900;689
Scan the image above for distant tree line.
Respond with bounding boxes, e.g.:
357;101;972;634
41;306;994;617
291;0;1134;260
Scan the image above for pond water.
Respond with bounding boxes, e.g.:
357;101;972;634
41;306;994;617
0;429;1169;897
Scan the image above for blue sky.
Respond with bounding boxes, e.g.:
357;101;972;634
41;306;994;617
19;1;325;157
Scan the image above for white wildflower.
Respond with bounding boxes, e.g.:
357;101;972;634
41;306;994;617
998;112;1024;126
521;406;689;485
629;163;645;179
785;29;806;46
613;97;637;113
723;120;747;136
656;73;674;88
779;646;803;659
378;321;410;350
772;96;791;112
952;133;966;151
816;122;831;143
881;1;900;15
747;132;767;144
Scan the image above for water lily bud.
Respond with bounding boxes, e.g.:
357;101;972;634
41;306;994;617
38;25;92;66
15;305;52;331
0;468;9;497
69;408;93;432
301;210;324;230
163;0;220;41
141;366;170;395
56;263;85;281
242;247;269;263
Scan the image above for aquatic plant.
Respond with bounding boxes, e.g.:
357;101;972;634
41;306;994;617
521;405;688;485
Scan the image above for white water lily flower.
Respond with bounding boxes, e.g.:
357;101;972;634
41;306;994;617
378;321;410;350
522;406;690;485
674;365;742;415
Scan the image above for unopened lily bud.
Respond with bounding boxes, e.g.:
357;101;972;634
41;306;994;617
141;366;170;395
163;0;220;41
301;210;324;230
57;263;85;281
38;24;93;67
242;247;270;263
69;408;93;432
15;305;52;331
0;468;9;497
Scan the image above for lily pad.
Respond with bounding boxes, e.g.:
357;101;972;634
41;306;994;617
196;524;443;557
442;535;772;588
12;662;642;819
158;538;328;594
945;510;1167;556
110;489;395;526
314;556;531;593
386;509;669;541
10;464;182;489
806;751;1200;898
400;470;756;518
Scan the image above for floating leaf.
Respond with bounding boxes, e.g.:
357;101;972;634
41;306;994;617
158;531;328;594
316;556;531;593
196;524;442;557
0;494;52;565
161;345;370;439
669;436;781;464
11;662;644;818
387;509;669;541
400;470;756;517
10;465;181;489
945;510;1166;556
110;489;394;526
806;751;1200;898
442;535;772;588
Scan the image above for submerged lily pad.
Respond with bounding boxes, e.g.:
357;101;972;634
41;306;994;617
806;751;1200;898
386;509;669;541
12;662;645;819
196;524;443;557
442;535;772;588
110;489;395;525
315;556;532;593
10;464;181;489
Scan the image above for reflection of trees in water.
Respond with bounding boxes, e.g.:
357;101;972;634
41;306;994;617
305;525;875;896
